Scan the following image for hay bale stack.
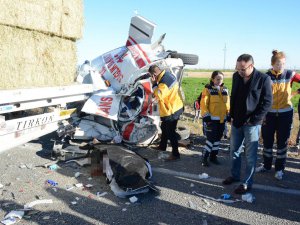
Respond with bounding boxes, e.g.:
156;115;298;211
0;0;83;39
0;0;83;90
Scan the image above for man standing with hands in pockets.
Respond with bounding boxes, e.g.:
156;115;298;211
223;54;272;194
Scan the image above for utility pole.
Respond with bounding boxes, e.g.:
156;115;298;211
223;43;227;71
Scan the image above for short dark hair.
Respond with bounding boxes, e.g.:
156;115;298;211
237;54;254;64
148;65;160;74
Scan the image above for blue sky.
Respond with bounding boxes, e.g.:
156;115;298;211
77;0;300;69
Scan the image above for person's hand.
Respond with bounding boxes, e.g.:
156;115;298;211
151;75;156;84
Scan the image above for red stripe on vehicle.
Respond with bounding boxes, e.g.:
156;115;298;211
122;122;135;140
129;36;151;64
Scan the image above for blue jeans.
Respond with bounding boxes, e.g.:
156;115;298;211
230;124;261;188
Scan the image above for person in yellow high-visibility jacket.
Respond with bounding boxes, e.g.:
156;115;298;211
200;71;230;166
149;65;184;161
256;50;300;180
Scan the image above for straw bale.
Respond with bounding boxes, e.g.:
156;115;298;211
0;25;77;89
0;0;83;40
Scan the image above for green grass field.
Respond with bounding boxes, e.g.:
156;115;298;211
182;77;300;110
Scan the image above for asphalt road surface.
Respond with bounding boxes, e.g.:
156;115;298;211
0;133;300;225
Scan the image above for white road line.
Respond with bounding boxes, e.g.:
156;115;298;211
153;167;300;196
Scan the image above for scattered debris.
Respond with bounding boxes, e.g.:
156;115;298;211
122;208;127;212
46;180;58;186
19;164;26;169
96;192;108;197
71;201;77;205
190;183;195;188
188;200;196;209
192;191;241;204
1;210;24;225
75;197;80;201
66;185;74;191
74;172;81;178
24;199;53;209
43;216;50;220
198;173;209;179
75;183;83;188
88;177;93;181
242;193;255;203
220;194;231;200
66;158;91;167
129;196;138;203
85;184;93;188
48;164;58;171
25;164;33;169
52;188;57;192
1;217;18;225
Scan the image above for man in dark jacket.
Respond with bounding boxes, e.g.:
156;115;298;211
223;54;272;194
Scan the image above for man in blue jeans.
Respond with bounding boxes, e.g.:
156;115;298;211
223;54;272;194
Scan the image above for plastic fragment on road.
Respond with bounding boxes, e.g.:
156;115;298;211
190;183;195;187
1;217;17;225
43;216;50;220
188;200;196;209
71;201;77;205
24;199;53;209
19;164;26;169
122;208;127;212
46;180;58;186
66;185;74;191
4;211;24;219
129;196;138;203
74;172;81;178
75;183;83;188
202;199;210;206
198;173;209;179
85;184;93;188
242;193;255;203
220;194;231;200
48;164;58;171
192;191;241;204
1;210;24;225
96;192;108;197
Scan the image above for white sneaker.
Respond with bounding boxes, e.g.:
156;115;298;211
255;164;268;173
275;170;284;180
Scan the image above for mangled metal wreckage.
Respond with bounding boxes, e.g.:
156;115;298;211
59;15;198;197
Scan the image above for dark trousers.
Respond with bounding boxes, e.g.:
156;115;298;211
204;121;225;159
262;110;293;171
296;104;300;145
159;119;179;157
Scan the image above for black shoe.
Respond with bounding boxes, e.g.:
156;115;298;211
202;157;209;167
222;176;240;185
210;157;221;165
234;184;251;195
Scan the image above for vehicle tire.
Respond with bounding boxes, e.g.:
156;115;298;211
176;126;190;140
169;52;199;65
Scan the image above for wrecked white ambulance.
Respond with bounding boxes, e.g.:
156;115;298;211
74;15;198;145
